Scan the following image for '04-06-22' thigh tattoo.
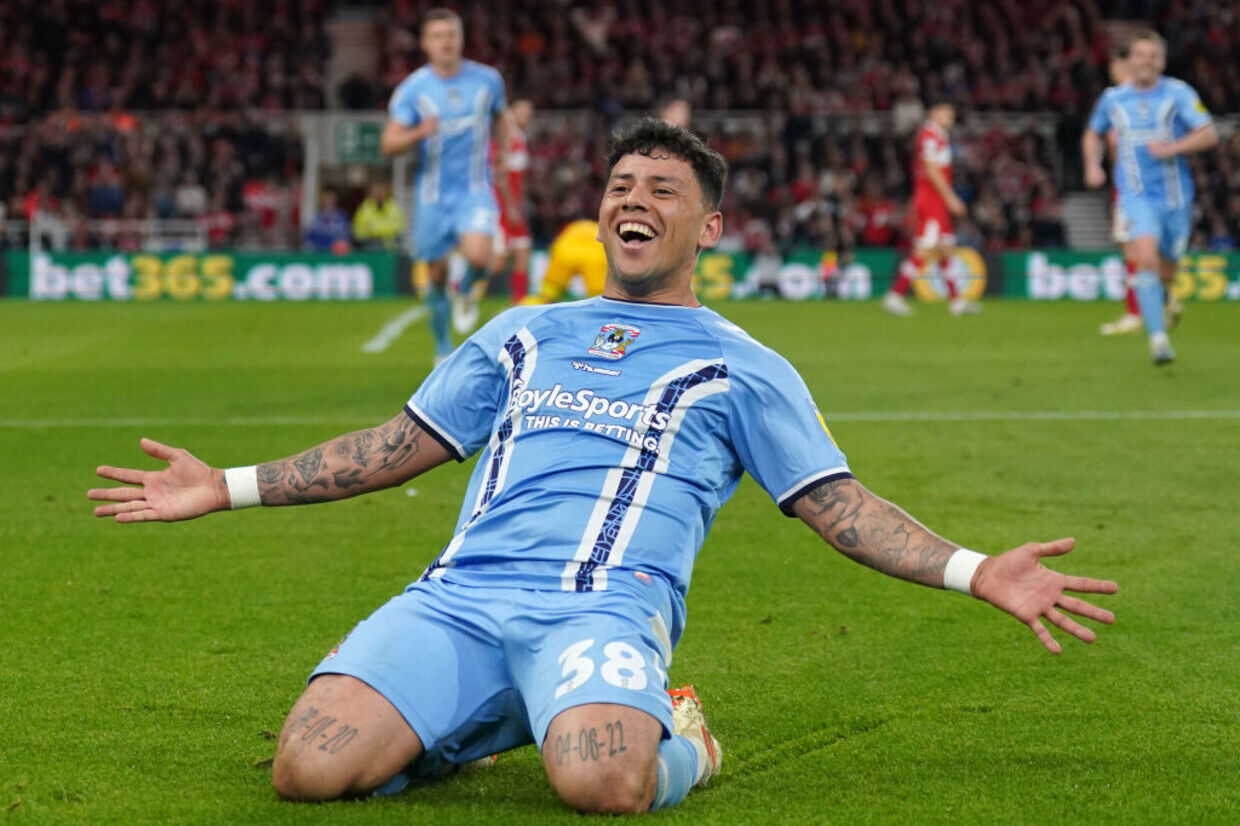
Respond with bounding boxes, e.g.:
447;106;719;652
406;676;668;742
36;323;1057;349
552;721;627;765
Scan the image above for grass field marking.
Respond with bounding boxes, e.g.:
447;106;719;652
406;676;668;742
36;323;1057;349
5;409;1240;429
360;306;428;353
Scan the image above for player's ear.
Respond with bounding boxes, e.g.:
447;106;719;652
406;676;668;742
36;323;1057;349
697;211;723;251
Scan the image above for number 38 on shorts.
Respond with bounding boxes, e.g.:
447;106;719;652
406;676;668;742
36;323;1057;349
555;638;668;698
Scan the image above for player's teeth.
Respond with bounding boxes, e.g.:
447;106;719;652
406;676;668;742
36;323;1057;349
620;222;654;238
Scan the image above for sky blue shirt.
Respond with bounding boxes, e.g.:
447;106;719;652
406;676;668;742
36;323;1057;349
388;60;506;204
404;297;852;645
1088;77;1212;209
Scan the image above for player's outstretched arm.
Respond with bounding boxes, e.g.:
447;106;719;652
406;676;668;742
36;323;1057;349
793;477;1118;654
90;411;451;522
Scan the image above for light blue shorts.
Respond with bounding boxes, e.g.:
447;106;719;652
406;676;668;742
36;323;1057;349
1117;195;1191;260
413;189;499;263
310;578;676;766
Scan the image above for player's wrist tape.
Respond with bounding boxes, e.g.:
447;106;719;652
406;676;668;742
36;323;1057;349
943;548;987;595
224;466;261;510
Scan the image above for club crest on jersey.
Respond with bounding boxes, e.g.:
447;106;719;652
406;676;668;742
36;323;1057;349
589;323;640;360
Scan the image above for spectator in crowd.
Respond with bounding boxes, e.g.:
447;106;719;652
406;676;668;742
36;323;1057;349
0;0;329;120
303;189;351;254
352;179;406;251
201;191;238;250
1;108;302;251
174;172;209;218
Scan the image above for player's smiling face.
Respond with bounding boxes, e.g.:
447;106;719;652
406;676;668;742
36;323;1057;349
598;151;722;301
1128;39;1164;87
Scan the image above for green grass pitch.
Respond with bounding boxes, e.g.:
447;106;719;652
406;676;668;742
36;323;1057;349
1;297;1238;824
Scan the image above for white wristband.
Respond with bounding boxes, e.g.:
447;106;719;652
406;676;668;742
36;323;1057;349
943;548;987;595
224;465;261;510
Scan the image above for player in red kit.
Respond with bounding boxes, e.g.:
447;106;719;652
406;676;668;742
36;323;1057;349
492;98;534;303
883;101;980;317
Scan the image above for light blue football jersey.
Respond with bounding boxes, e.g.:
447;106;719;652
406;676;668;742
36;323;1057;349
405;296;852;646
1088;77;1212;208
388;60;506;204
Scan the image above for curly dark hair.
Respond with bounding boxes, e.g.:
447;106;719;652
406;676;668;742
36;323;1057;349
605;119;728;211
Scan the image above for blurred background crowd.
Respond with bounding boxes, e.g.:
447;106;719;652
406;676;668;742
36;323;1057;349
1;0;1237;253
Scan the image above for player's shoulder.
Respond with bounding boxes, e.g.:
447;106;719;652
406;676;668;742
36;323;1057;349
391;66;433;101
1162;75;1204;101
469;299;592;346
462;59;503;83
693;307;800;379
1097;83;1123;102
401;65;434;90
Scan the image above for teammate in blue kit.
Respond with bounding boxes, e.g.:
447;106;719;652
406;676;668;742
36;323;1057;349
90;120;1119;814
382;7;510;361
1083;29;1218;365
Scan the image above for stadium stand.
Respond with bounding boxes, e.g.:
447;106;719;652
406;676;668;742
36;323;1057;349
0;0;1235;252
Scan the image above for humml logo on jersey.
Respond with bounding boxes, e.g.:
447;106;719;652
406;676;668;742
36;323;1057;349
589;323;640;360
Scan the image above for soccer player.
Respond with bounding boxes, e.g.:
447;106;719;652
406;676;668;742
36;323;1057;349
1098;48;1144;337
90;120;1118;815
492;98;534;302
522;218;608;304
1083;30;1217;364
883;100;980;317
381;7;510;361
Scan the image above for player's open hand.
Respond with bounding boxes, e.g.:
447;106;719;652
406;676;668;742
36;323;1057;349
89;439;229;523
971;538;1118;654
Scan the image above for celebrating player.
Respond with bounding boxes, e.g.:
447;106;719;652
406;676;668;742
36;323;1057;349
492;98;534;302
90;120;1117;815
381;7;510;361
1083;29;1217;364
883;100;980;317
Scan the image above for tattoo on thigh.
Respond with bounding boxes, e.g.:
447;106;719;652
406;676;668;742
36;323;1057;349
553;721;627;765
291;706;360;755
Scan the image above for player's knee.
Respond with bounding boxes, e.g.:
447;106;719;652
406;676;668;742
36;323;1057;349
271;749;358;802
551;763;656;814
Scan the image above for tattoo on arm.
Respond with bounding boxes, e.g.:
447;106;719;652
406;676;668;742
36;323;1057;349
552;722;628;766
799;478;957;587
256;414;432;506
